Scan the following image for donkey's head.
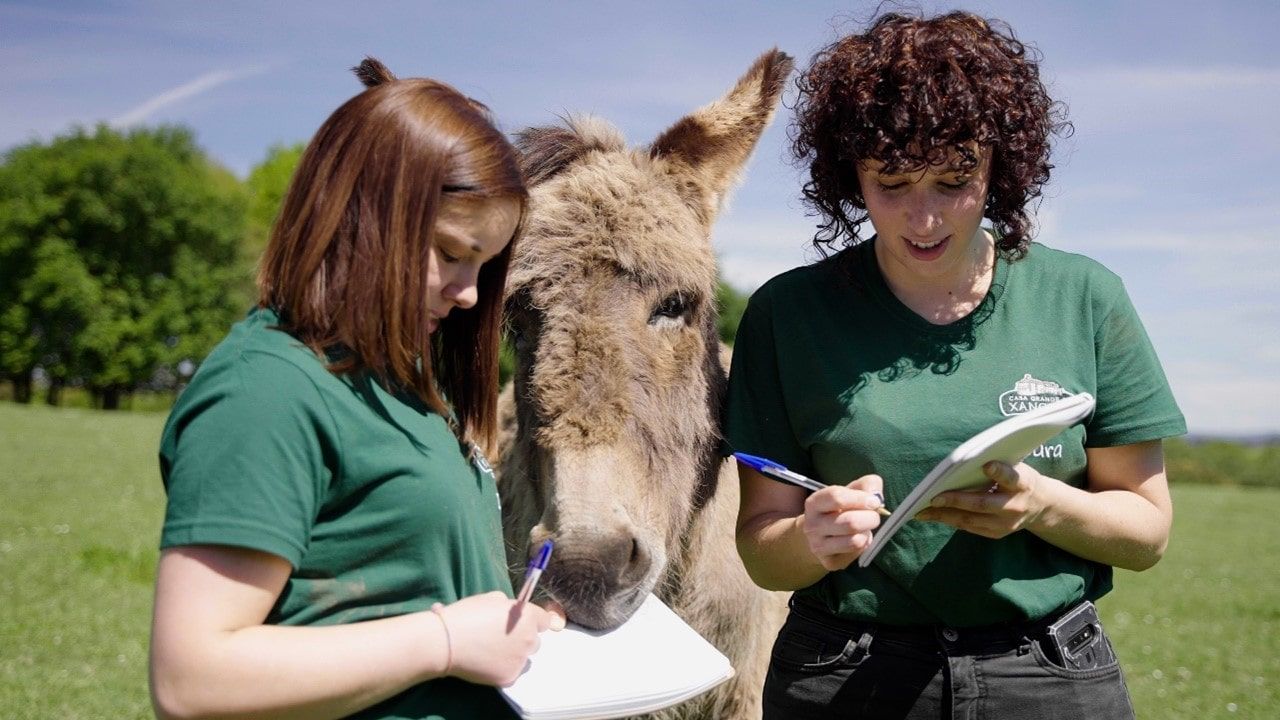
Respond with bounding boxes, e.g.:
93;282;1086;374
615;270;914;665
500;50;792;629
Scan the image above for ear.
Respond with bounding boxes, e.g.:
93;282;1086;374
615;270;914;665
515;115;627;186
649;49;794;223
353;57;396;87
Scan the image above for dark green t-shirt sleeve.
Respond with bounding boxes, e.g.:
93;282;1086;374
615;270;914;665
723;285;813;475
159;352;337;567
1086;277;1187;447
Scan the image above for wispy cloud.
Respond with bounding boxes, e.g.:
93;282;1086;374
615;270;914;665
111;64;269;127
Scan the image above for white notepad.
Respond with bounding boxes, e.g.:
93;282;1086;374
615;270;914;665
500;594;734;720
858;392;1096;567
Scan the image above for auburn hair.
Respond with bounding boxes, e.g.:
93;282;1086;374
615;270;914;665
257;58;525;451
791;11;1071;259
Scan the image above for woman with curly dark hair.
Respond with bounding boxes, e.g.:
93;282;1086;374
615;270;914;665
726;10;1185;718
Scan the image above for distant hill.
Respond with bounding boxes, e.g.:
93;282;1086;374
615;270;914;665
1184;433;1280;447
1166;437;1280;488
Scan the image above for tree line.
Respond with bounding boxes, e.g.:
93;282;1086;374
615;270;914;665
0;124;750;410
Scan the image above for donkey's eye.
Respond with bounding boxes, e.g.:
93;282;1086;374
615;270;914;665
649;293;691;327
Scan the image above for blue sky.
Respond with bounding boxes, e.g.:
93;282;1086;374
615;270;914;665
3;1;1278;435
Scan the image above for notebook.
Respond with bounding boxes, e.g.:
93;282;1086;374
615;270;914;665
857;392;1096;567
500;594;734;720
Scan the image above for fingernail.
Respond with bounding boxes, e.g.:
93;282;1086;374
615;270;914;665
931;496;946;508
868;492;884;509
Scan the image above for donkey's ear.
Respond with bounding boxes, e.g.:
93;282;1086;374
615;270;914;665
649;49;794;222
516;116;627;186
353;56;396;88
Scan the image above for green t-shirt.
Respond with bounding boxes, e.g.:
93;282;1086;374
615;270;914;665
159;307;516;719
724;239;1186;627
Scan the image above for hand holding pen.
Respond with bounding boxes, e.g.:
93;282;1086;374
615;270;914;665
733;452;887;571
733;453;891;517
426;540;558;686
428;590;555;687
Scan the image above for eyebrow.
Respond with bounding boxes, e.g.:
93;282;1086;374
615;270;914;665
437;231;485;255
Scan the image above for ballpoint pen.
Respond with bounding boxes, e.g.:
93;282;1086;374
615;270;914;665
516;539;554;605
732;452;892;517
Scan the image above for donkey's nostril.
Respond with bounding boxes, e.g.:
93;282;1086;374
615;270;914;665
620;535;652;587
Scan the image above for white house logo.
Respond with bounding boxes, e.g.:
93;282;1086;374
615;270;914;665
467;442;495;478
999;373;1073;416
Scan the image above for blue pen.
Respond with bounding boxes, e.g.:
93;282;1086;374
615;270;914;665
516;540;553;605
733;452;891;516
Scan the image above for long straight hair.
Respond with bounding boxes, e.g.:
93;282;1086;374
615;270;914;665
258;61;525;450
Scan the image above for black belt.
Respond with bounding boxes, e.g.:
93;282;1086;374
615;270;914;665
788;596;1079;655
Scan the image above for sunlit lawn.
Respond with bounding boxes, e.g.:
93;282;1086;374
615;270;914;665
1;402;1275;718
1100;482;1279;718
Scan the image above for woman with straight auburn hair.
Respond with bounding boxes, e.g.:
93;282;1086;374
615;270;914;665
150;58;559;720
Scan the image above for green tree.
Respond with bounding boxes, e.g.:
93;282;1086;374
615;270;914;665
240;143;305;303
0;124;247;408
715;279;750;345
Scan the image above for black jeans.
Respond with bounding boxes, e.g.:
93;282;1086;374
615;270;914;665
763;599;1136;720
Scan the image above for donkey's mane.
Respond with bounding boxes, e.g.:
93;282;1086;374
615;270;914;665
505;142;718;305
516;116;627;186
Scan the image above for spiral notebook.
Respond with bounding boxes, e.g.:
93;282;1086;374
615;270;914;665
500;594;734;720
857;392;1096;567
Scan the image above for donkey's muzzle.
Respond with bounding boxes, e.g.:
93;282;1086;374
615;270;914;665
538;529;655;630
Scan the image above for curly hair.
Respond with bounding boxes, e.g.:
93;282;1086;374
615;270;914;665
791;11;1071;258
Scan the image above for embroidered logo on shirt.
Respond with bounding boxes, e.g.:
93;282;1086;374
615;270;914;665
471;448;494;477
999;373;1073;416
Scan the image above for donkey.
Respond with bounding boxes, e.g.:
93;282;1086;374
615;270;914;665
496;50;793;719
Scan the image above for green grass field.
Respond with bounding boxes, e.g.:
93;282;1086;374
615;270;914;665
1;402;1276;718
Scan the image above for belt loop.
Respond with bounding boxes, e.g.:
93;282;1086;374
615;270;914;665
857;629;873;654
846;629;874;666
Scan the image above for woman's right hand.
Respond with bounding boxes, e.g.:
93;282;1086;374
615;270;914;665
431;591;555;687
801;474;885;571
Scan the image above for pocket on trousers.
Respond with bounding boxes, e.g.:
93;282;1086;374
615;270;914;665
770;623;861;673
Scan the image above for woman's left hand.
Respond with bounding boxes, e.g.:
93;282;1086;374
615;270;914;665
916;460;1049;539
